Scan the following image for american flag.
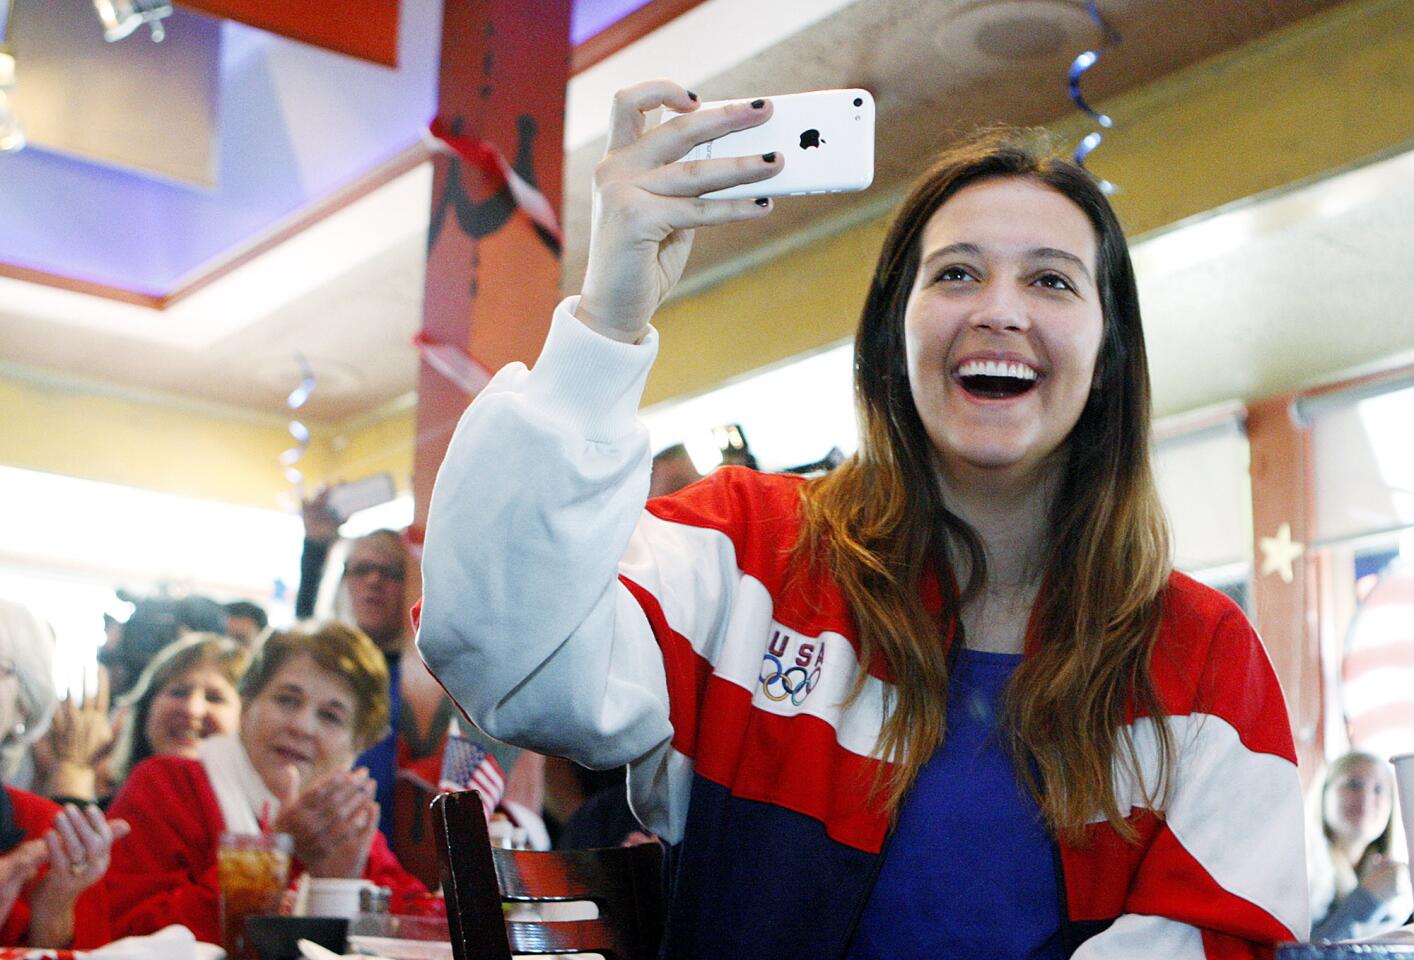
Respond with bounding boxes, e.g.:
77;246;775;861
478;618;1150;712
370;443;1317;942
439;719;505;820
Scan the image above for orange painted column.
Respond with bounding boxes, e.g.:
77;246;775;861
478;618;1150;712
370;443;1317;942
1247;394;1323;787
412;1;570;532
398;1;569;887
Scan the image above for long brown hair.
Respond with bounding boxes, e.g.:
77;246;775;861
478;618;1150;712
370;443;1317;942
796;128;1173;843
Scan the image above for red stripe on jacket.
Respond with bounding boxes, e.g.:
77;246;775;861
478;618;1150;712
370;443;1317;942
623;573;892;853
633;467;1301;953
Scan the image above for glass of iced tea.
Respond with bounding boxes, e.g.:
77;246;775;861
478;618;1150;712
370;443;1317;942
218;831;293;960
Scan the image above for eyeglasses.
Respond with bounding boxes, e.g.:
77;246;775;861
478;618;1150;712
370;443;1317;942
344;561;405;582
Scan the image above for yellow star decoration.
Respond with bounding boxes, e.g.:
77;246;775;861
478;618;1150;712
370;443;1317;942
1258;522;1305;584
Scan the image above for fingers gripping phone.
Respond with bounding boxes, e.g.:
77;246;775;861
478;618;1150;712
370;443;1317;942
671;88;875;200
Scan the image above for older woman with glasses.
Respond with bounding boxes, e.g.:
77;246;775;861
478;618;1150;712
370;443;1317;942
106;622;425;941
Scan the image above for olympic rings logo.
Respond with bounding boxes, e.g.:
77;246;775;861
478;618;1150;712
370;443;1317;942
758;654;822;707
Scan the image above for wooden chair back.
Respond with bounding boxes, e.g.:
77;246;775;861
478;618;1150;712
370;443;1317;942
431;789;664;960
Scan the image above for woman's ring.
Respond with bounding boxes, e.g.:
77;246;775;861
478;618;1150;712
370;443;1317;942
69;860;89;875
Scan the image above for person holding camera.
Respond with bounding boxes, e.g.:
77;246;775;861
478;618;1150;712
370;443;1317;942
416;82;1307;958
295;494;531;881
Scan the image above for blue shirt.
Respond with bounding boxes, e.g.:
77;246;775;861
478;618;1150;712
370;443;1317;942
847;649;1066;959
357;652;400;838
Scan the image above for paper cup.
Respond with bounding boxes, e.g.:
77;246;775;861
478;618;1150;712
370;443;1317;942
305;878;375;919
1392;753;1414;869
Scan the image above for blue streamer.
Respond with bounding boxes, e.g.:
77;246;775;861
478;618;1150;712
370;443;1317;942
1068;0;1121;194
286;353;316;409
281;353;316;486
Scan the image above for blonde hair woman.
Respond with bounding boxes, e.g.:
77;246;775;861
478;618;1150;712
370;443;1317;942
1310;751;1412;939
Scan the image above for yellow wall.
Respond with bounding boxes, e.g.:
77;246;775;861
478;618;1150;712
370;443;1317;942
0;372;330;508
0;367;418;508
326;403;418;494
2;0;1411;506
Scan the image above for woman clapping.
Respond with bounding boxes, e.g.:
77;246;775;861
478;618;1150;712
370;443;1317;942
107;622;424;940
0;598;127;948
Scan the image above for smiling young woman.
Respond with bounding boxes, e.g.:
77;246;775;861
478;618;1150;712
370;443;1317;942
418;83;1308;960
800;138;1171;838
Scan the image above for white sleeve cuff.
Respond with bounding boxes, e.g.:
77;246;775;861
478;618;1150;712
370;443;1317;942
522;295;660;443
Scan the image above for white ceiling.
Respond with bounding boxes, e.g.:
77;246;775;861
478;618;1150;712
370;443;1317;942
1138;147;1414;418
0;0;1391;426
636;146;1414;466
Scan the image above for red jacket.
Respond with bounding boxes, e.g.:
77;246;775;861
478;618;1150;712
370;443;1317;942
0;786;113;949
106;755;425;941
420;395;1312;958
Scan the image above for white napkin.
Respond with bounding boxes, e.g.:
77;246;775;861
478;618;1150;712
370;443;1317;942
297;940;393;960
85;925;224;960
296;941;345;960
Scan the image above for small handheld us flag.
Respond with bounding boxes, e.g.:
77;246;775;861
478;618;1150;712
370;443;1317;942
439;718;506;820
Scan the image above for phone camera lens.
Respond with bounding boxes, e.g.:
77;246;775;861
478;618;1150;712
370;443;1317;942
853;97;863;107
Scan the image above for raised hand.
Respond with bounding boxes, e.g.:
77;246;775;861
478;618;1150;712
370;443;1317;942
272;765;379;878
40;668;115;802
313;796;380;879
1360;852;1412;904
301;486;340;545
577;80;782;343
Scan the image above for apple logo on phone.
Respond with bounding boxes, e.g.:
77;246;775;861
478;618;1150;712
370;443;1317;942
799;128;825;150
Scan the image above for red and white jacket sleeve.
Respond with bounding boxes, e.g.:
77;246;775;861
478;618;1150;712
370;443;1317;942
1069;602;1311;957
418;297;702;841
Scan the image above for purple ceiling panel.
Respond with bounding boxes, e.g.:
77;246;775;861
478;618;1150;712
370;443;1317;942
572;0;656;45
0;0;442;295
0;0;662;296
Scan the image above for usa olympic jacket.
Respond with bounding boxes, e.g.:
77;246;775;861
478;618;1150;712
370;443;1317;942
418;297;1310;959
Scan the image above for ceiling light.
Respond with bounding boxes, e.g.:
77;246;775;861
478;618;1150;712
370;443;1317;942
0;44;23;154
92;0;173;42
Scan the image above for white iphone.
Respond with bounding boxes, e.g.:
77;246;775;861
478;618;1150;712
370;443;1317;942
669;88;875;200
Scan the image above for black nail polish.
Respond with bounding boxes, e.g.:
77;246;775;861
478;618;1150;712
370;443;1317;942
750;99;765;109
687;91;698;102
755;197;770;207
762;152;776;163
